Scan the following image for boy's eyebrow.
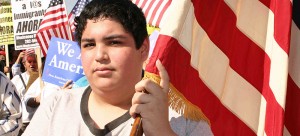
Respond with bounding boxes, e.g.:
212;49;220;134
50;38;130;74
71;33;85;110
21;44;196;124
103;34;127;40
81;34;127;42
81;38;94;43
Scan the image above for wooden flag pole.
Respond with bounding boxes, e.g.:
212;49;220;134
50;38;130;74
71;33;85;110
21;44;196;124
63;0;74;41
35;47;44;99
4;44;10;79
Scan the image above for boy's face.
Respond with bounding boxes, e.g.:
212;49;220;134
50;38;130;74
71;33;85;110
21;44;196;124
80;19;149;93
23;55;38;73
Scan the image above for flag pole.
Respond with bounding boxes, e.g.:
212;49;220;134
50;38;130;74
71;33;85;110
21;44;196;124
35;47;45;101
63;0;74;41
4;44;10;79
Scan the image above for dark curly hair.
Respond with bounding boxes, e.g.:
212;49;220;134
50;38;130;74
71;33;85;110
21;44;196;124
74;0;148;49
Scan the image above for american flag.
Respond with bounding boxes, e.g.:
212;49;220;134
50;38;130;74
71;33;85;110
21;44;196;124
68;0;91;33
36;0;72;56
135;0;300;135
132;0;171;27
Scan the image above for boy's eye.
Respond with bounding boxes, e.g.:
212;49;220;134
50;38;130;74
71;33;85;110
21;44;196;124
82;43;95;48
109;41;121;46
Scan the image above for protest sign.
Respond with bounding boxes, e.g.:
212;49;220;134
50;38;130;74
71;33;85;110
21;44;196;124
11;0;50;50
0;5;14;45
42;37;84;86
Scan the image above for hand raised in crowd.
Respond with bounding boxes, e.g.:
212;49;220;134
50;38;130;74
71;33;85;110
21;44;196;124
130;60;176;136
4;66;10;73
61;80;73;89
15;51;25;64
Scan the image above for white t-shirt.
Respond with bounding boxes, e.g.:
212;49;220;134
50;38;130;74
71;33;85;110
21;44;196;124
11;72;32;123
23;87;213;136
24;77;61;114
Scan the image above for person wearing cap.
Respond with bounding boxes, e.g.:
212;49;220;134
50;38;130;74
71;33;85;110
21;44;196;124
10;50;38;135
0;50;10;74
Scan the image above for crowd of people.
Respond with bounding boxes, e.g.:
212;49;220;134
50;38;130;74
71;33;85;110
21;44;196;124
0;0;213;135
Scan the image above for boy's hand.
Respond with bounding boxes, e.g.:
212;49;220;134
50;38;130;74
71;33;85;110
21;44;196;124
130;60;176;136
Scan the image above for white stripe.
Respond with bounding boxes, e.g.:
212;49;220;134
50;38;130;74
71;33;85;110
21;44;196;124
40;19;68;31
37;33;48;53
59;26;66;39
225;0;288;109
145;0;160;23
153;0;169;27
142;0;152;13
42;6;66;21
53;27;60;38
224;0;268;49
62;25;70;40
160;0;265;133
137;0;144;8
40;10;68;29
257;97;267;136
66;25;72;40
43;30;50;44
289;21;300;88
159;0;189;38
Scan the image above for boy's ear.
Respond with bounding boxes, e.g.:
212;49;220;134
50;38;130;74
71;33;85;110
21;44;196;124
140;37;149;60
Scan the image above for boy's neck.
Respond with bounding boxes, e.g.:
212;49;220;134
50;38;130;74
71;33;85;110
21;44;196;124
89;90;132;108
88;90;132;128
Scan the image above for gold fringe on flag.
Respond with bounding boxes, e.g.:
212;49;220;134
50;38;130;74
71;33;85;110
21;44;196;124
143;72;211;125
147;24;160;35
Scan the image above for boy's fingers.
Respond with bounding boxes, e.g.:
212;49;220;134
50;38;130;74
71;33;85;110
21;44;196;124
156;60;169;93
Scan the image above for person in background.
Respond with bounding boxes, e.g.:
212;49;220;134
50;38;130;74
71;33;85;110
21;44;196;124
11;51;26;76
23;57;73;117
10;49;38;136
0;72;22;136
23;0;213;135
0;50;10;75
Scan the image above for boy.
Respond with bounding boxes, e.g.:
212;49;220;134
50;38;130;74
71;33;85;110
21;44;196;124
23;0;212;135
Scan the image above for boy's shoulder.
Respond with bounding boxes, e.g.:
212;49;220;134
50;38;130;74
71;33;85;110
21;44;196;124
42;86;87;106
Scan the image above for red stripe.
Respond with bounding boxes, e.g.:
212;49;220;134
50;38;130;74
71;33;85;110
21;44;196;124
139;0;148;10
156;0;171;27
146;35;256;135
68;14;75;32
52;27;59;38
37;31;49;56
148;0;164;25
133;0;171;27
68;12;73;19
44;30;51;44
259;0;292;53
284;75;300;136
58;26;65;39
143;0;156;19
133;0;140;5
191;0;285;135
39;14;68;29
62;25;69;39
37;22;70;56
38;22;68;33
44;7;65;17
